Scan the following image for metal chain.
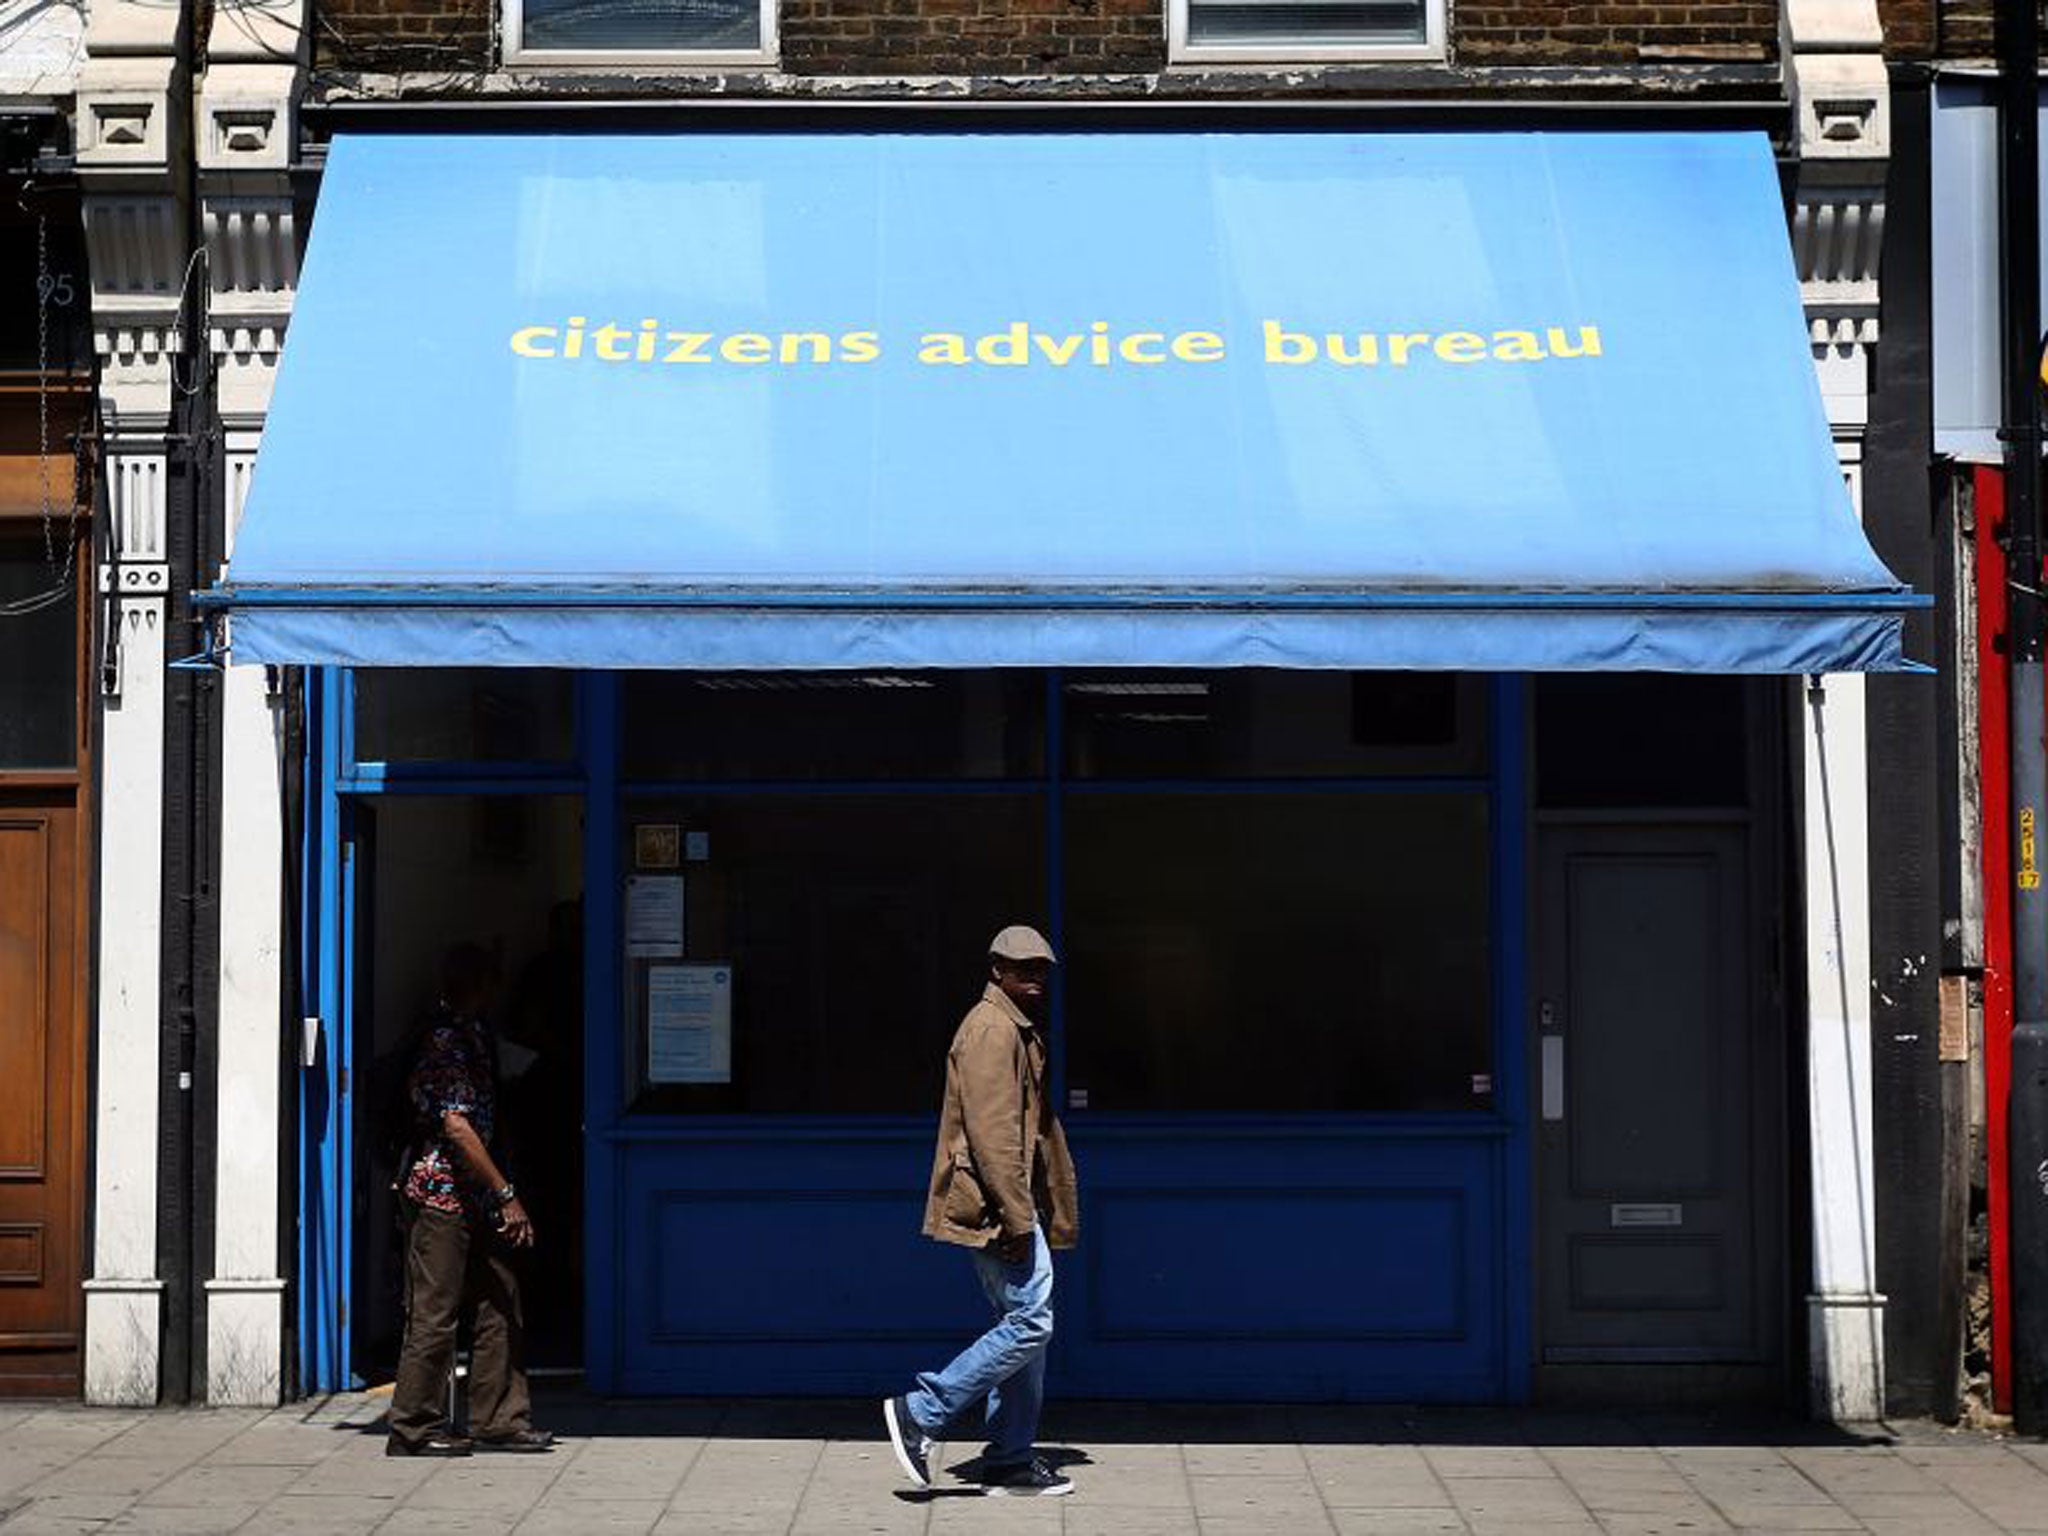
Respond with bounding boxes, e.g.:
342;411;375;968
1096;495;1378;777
36;210;54;569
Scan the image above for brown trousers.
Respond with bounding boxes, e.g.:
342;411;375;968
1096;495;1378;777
389;1204;532;1446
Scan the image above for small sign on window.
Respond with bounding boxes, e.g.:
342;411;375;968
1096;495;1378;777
635;823;681;869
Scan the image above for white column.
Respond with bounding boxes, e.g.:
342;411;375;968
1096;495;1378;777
76;0;189;1405
1803;660;1886;1421
198;2;303;1402
82;438;172;1407
1785;0;1889;1423
206;443;289;1405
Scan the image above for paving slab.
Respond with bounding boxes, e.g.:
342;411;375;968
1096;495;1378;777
99;1504;260;1533
511;1496;667;1534
1326;1513;1472;1536
1062;1507;1201;1536
1445;1474;1594;1525
1591;1512;1735;1535
7;1398;2048;1535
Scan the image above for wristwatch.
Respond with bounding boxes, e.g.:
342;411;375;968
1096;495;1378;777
493;1183;516;1207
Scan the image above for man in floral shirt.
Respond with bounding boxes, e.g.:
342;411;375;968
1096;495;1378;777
387;943;555;1457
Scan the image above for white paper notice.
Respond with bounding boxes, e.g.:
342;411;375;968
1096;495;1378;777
647;965;733;1084
625;875;685;958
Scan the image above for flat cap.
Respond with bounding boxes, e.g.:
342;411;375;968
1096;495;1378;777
988;925;1058;964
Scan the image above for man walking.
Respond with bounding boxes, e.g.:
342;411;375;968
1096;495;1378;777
884;926;1079;1497
387;943;556;1457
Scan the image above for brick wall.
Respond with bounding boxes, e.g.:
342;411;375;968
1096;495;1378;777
1456;2;1775;64
313;0;1790;76
315;0;491;72
1933;0;1992;54
781;0;1159;76
1878;0;1936;54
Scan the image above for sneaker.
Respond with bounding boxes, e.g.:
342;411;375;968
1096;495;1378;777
980;1457;1074;1497
385;1431;472;1457
882;1396;932;1488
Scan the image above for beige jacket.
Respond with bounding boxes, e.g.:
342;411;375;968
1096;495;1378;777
922;984;1079;1250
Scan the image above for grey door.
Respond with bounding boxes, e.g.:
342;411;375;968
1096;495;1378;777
1535;825;1775;1363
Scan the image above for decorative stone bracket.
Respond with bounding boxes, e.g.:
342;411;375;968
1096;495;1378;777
1783;0;1889;431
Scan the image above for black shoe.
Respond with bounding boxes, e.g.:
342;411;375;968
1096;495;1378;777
474;1428;556;1453
883;1396;932;1488
386;1432;473;1457
980;1457;1073;1497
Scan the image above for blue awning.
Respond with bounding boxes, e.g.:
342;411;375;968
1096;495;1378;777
210;129;1920;672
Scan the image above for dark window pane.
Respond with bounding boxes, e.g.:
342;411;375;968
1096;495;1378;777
1535;676;1750;809
521;0;761;51
1064;671;1485;780
0;197;92;372
0;546;76;769
354;669;574;763
1186;0;1425;46
1065;792;1491;1112
624;672;1044;782
623;795;1046;1114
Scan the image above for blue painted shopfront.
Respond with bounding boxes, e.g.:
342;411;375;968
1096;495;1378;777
295;668;1531;1402
243;126;1916;1403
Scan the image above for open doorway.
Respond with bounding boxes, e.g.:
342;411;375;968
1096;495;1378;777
349;793;586;1382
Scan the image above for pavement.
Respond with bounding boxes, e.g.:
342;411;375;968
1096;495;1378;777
1;1393;2047;1535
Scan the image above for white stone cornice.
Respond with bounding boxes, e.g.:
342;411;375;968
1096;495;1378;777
76;0;189;176
202;198;300;319
82;191;191;408
201;192;300;419
1783;0;1888;433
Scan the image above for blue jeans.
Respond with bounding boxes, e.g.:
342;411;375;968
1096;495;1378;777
904;1228;1053;1467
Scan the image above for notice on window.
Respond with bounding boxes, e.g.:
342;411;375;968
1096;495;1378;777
625;875;684;958
647;964;732;1085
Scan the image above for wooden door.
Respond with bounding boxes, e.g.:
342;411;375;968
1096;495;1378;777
0;794;85;1392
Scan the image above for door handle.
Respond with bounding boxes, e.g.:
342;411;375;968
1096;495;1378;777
1541;1034;1565;1121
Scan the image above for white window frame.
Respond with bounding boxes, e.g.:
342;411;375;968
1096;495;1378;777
1168;0;1444;65
502;0;779;67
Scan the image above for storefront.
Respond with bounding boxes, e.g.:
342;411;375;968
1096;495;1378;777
207;126;1918;1403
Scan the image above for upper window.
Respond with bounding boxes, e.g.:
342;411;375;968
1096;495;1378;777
1169;0;1442;62
503;0;776;64
354;669;576;766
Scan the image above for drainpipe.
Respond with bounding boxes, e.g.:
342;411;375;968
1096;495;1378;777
1997;0;2048;1438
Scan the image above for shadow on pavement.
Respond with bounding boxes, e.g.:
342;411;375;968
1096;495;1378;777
315;1384;1904;1451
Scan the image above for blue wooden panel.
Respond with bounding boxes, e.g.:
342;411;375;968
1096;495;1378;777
1086;1189;1466;1341
646;1190;990;1345
612;1120;1506;1401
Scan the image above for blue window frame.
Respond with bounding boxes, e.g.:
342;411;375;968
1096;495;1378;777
300;666;1532;1403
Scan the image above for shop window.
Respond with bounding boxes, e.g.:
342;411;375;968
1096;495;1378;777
353;669;575;765
1063;671;1484;780
1535;676;1751;810
0;544;77;770
502;0;775;63
623;672;1045;783
1169;0;1442;62
621;794;1045;1114
1063;791;1492;1113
